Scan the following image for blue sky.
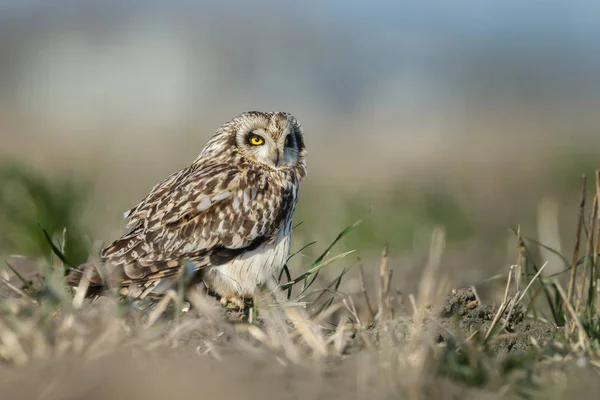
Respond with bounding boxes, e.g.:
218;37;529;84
0;1;598;118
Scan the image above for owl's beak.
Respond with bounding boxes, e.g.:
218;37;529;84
272;149;284;167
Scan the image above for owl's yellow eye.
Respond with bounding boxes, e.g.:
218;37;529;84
248;135;264;146
284;136;290;147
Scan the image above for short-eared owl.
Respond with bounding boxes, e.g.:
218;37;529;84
67;111;307;308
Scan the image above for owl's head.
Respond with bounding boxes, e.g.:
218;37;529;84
204;111;307;178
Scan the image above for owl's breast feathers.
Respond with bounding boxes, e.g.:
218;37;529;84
67;161;299;289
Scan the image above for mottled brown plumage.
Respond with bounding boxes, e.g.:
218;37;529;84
67;111;307;307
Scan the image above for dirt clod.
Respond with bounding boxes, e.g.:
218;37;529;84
438;287;557;354
370;287;558;355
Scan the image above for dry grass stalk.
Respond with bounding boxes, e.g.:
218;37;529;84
592;170;600;316
0;276;31;299
515;261;548;306
144;290;178;329
485;268;513;340
330;312;350;355
0;318;29;365
597;278;600;319
594;169;600;266
342;296;361;327
358;261;375;325
311;301;344;325
412;227;446;327
575;190;598;315
72;266;92;309
260;279;333;361
567;175;586;303
515;227;525;293
554;279;591;353
406;227;447;400
284;306;328;358
377;242;392;323
486;259;548;340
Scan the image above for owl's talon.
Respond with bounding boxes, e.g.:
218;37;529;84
220;295;246;310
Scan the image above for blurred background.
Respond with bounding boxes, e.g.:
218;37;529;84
1;1;599;294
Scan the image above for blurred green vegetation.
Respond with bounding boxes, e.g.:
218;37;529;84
0;163;91;266
304;186;473;253
1;150;598;275
294;150;600;265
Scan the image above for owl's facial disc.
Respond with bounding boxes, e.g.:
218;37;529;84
240;128;299;169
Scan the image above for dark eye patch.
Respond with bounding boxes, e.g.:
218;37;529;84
284;134;294;147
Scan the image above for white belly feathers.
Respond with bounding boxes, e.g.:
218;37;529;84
205;228;291;297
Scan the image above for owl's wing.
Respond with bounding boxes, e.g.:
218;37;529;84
96;161;295;283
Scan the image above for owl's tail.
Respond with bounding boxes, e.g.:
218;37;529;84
66;263;110;287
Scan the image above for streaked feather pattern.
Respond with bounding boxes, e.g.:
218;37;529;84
67;111;307;306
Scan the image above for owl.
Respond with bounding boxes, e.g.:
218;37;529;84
67;111;307;308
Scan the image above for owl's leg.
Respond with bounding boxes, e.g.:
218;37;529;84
219;294;246;309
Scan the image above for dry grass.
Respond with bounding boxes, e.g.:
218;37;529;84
0;197;599;400
1;161;600;399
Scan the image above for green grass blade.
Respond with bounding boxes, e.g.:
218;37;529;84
278;264;293;299
292;221;304;229
280;249;356;291
300;212;368;291
311;267;348;318
39;224;73;268
520;235;570;267
286;241;317;263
